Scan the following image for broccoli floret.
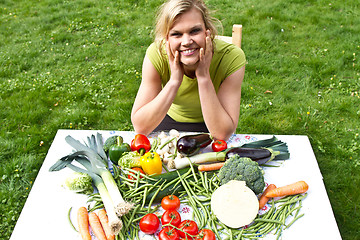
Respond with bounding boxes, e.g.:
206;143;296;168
63;172;94;195
218;156;265;194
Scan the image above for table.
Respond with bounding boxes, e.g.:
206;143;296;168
10;129;342;240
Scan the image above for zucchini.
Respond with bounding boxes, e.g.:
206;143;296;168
143;167;193;204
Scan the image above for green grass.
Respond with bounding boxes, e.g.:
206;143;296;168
1;0;359;239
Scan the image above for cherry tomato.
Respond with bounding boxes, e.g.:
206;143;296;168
211;140;227;152
178;220;198;239
159;226;180;240
161;195;181;211
139;213;160;234
195;229;216;240
161;210;181;227
127;167;145;180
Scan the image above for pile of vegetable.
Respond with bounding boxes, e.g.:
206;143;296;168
51;131;310;240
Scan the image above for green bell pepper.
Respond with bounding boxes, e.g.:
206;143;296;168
108;136;131;165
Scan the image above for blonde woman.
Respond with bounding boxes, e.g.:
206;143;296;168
131;0;246;140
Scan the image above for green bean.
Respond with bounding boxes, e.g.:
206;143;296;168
125;183;153;198
162;162;170;172
199;169;205;189
123;167;158;182
151;137;159;151
147;181;166;212
134;171;141;189
204;171;209;193
178;173;205;227
254;218;283;225
276;226;283;240
285;205;301;220
125;205;140;230
285;213;304;229
162;175;184;190
210;218;222;240
187;196;204;227
188;160;199;183
67;207;78;232
236;228;244;240
188;181;207;194
160;137;176;149
88;202;104;212
141;187;148;209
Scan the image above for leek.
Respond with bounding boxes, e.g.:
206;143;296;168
49;133;134;234
66;163;123;235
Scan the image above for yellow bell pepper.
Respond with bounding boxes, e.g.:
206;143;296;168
140;152;163;175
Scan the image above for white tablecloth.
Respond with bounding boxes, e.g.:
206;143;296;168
10;129;342;240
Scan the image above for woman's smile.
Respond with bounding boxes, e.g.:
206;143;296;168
180;48;197;56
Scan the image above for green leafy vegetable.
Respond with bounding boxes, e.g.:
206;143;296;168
63;172;94;195
118;151;141;169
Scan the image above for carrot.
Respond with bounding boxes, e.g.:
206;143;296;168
258;184;277;210
89;211;107;240
77;206;91;240
265;181;309;198
98;208;115;240
198;162;225;172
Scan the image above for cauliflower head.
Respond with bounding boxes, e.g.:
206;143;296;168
218;156;265;194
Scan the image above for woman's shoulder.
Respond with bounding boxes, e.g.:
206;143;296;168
146;41;166;56
213;39;246;66
214;39;245;56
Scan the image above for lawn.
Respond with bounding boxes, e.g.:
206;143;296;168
0;0;359;239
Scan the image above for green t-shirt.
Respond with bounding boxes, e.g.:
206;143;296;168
146;39;246;122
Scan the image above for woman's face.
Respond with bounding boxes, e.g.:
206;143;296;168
167;7;207;69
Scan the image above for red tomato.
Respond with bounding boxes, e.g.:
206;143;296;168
139;213;160;234
161;210;181;227
161;195;181;211
211;140;227;152
178;220;198;239
127;167;145;180
195;229;216;240
159;226;180;240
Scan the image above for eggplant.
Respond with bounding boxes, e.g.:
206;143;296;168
225;147;273;165
176;133;212;156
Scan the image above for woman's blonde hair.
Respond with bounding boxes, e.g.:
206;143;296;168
154;0;221;48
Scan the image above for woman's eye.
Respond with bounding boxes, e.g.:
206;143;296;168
170;32;181;37
191;28;201;34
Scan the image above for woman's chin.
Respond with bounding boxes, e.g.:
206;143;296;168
180;58;199;68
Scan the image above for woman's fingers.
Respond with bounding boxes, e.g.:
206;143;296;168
174;50;180;64
166;40;174;61
205;30;212;56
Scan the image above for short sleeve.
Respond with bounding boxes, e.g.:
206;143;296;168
145;42;170;84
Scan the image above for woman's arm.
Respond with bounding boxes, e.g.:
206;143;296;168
131;46;183;135
198;66;245;141
196;33;245;140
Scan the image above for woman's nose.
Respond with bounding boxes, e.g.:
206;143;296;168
182;34;193;46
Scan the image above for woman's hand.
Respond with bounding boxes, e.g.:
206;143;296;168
196;30;213;79
166;40;184;83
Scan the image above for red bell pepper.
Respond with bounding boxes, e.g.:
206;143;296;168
131;134;151;155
